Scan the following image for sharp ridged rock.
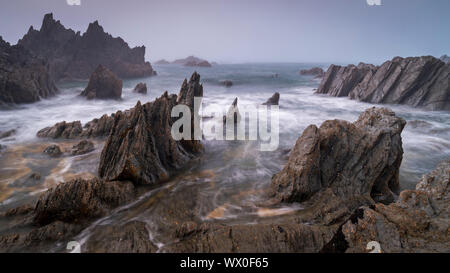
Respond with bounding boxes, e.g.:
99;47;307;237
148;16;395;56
317;56;449;111
98;72;203;185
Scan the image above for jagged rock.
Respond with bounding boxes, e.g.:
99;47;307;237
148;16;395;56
300;67;324;78
37;121;82;139
269;107;406;205
317;56;450;111
71;140;95;156
0;36;58;104
80;65;122;100
223;97;241;124
18;13;156;81
155;59;170;65
81;113;115;138
0;129;16;139
133;82;147;94
98;72;203;185
85;221;158;253
342;160;450;253
42;144;63;157
262;92;280;105
33;177;135;226
220;80;233;87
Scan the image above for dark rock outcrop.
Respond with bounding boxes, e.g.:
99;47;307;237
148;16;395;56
18;13;156;81
71;140;95;156
220;80;233;88
33;177;135;226
342;160;450;253
43;144;62;157
317;56;450;111
0;36;58;104
98;72;203;185
223;97;241;124
133;82;147;94
300;67;324;78
262;92;280;105
0;129;16;139
269;107;406;205
80;65;122;100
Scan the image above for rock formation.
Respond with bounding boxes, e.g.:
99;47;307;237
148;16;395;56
317;56;450;111
440;54;450;64
269;107;405;205
43;144;62;157
223;97;241;124
80;65;122;100
300;67;324;78
220;80;233;88
155;59;170;65
98;72;203;185
71;140;95;156
18;13;156;81
185;60;212;67
262;92;280;105
133;82;147;94
0;36;58;104
173;56;206;65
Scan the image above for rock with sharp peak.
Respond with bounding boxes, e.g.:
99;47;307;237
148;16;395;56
263;92;280;105
18;13;156;81
80;65;122;100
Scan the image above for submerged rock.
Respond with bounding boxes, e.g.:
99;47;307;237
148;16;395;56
18;13;156;81
262;92;280;105
133;82;147;94
0;36;58;105
80;65;122;100
42;144;63;157
317;56;450;111
269;107;406;205
220;80;233;87
71;140;95;156
98;72;203;185
300;67;324;78
33;177;135;226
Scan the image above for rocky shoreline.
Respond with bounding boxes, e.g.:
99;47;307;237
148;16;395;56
0;72;448;252
316;56;449;111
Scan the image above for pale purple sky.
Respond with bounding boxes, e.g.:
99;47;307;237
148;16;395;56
0;0;449;64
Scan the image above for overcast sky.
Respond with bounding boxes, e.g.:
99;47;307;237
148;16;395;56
0;0;449;64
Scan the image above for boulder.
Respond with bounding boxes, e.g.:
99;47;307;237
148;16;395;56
317;56;450;111
269;107;406;204
0;36;58;105
71;140;95;155
18;13;156;81
262;92;280;105
33;177;135;226
98;72;203;185
133;82;147;94
300;67;325;78
42;144;63;157
80;65;122;100
220;80;233;87
0;129;16;139
342;160;450;253
37;121;82;139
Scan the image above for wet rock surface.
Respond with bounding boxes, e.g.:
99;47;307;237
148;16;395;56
18;13;156;81
262;92;280;105
133;82;147;94
71;140;95;156
80;65;122;100
317;56;450;110
98;72;203;185
223;97;241;124
0;36;58;105
42;144;63;157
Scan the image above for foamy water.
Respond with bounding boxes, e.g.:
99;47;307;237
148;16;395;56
0;63;449;252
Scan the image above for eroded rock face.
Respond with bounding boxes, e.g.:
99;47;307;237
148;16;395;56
133;82;147;94
263;92;280;105
80;65;122;100
0;36;58;105
33;178;135;226
317;56;450;111
269;107;406;204
18;13;156;81
71;140;95;156
43;144;62;157
98;72;203;185
342;160;450;253
300;67;325;78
